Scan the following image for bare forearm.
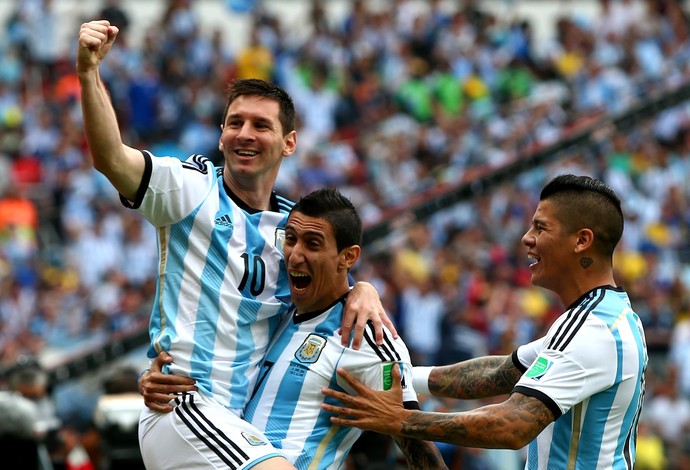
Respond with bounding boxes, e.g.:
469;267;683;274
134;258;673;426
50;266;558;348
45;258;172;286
79;70;125;167
76;21;143;199
428;355;522;399
79;70;142;199
394;436;448;470
399;396;549;449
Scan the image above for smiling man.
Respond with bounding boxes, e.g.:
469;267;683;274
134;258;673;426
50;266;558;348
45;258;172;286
322;174;648;470
77;20;396;470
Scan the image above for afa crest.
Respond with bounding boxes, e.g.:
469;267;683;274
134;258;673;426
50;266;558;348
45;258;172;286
295;334;326;364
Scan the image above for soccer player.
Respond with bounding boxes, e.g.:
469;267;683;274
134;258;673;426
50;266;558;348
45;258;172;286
141;188;447;469
322;174;648;470
243;188;446;469
77;20;394;470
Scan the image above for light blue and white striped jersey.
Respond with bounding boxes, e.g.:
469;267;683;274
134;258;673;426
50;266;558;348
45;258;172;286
513;286;647;470
122;151;293;414
243;295;418;470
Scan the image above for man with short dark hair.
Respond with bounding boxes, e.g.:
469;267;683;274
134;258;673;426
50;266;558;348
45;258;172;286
323;174;648;470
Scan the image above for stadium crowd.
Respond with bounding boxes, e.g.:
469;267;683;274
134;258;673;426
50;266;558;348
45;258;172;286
0;0;689;468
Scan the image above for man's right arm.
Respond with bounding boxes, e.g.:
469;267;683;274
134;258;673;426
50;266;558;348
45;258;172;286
420;355;522;400
77;20;144;201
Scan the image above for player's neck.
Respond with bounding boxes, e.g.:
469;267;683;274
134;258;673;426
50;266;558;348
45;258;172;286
294;288;350;316
224;175;273;211
559;272;617;308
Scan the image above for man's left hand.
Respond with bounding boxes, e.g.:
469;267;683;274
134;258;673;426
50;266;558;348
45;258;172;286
321;364;408;435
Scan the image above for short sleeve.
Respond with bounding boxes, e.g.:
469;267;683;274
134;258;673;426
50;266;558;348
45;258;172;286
513;318;618;417
337;329;419;409
137;153;217;227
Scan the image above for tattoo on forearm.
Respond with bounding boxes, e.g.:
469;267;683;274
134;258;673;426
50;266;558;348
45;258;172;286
429;356;522;399
400;394;554;448
394;436;447;469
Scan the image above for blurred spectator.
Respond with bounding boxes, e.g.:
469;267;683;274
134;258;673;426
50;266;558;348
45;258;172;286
98;0;131;35
645;366;690;453
235;23;275;81
5;357;60;435
0;390;51;470
3;356;81;469
91;367;145;470
287;61;339;150
21;0;60;83
670;315;690;399
634;418;667;470
2;1;690;465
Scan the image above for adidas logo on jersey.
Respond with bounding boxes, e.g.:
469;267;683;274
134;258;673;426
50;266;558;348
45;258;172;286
215;214;233;227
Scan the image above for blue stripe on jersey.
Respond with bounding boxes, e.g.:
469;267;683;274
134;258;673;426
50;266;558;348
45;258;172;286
574;297;623;467
190;187;232;396
548;410;571;467
594;294;646;470
613;315;646;469
224;209;279;409
229;300;261;411
294;373;351;470
579;369;619;466
543;289;646;470
261;313;341;441
527;437;539;469
148;205;200;359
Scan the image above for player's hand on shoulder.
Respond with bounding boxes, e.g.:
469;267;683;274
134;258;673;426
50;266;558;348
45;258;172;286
342;281;398;349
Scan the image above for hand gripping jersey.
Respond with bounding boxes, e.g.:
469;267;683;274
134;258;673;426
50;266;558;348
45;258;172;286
512;286;648;470
243;295;418;470
122;151;293;414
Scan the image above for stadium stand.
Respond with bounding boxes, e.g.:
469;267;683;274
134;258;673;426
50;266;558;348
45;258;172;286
1;0;690;468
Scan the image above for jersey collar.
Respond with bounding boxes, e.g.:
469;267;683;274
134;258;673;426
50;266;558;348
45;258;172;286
223;181;281;214
293;293;349;324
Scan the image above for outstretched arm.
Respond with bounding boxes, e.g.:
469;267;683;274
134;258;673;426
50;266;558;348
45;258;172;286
420;355;523;400
77;20;144;200
341;281;398;349
322;365;554;450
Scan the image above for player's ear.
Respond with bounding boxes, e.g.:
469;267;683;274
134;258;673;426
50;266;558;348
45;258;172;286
339;245;361;270
282;130;297;157
574;228;594;253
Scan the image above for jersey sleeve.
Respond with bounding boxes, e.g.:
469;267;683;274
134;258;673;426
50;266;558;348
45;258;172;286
123;152;218;227
336;328;420;409
513;317;618;418
514;336;547;372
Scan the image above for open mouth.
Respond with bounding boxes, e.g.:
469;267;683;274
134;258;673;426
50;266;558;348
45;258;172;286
528;254;541;267
290;272;312;292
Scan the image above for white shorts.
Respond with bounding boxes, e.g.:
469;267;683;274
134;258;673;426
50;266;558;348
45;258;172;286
138;391;284;469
